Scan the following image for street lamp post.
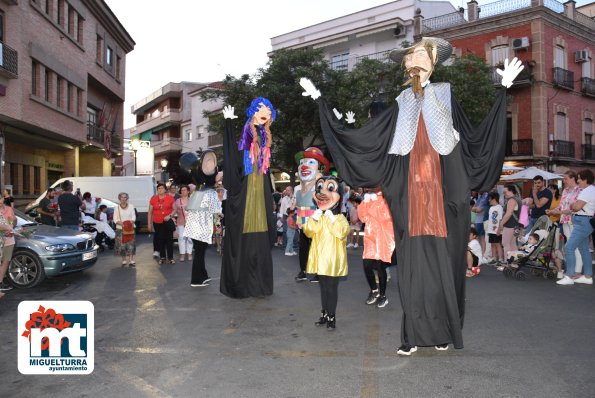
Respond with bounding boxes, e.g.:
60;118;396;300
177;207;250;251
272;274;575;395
160;158;169;182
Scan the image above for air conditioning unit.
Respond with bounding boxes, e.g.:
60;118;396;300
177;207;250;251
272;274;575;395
394;24;406;38
575;50;588;63
512;37;530;50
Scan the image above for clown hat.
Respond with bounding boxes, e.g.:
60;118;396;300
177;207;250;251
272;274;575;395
295;147;330;172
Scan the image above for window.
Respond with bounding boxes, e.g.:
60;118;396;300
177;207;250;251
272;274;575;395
330;52;349;71
555;112;567;140
9;164;17;194
116;55;121;80
77;15;83;44
554;45;565;69
23;165;30;195
106;46;113;66
585;118;593;145
45;68;51;101
96;35;103;63
56;76;63;108
582;54;592;79
77;88;83;116
34;167;41;195
184;129;192;142
32;61;40;96
196;126;204;139
57;0;64;27
87;107;97;125
67;83;72;112
491;45;509;66
0;10;4;42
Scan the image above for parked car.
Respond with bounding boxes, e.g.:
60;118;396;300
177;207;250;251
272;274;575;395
7;209;99;288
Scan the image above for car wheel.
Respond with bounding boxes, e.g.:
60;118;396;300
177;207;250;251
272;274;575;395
8;250;46;288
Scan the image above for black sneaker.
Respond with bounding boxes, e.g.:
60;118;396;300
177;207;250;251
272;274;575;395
396;345;417;356
376;295;388;308
295;271;308;282
326;314;336;330
309;275;320;283
366;291;379;305
0;282;13;291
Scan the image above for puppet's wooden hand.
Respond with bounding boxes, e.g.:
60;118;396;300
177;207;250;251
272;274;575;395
332;108;343;120
496;57;524;88
222;105;238;119
299;77;321;100
324;210;336;223
311;209;323;221
345;111;356;124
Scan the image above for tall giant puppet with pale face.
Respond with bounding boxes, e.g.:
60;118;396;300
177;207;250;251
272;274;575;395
293;147;330;282
220;98;277;298
300;37;523;355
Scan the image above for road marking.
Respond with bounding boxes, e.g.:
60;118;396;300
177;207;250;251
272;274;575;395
98;346;181;354
264;350;358;358
360;317;380;398
104;363;174;398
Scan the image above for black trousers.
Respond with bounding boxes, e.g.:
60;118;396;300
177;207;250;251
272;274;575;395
298;231;311;273
153;222;174;260
363;259;388;295
319;276;340;315
191;240;209;284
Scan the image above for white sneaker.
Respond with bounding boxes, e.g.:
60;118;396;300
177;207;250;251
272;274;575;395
557;271;564;279
285;252;293;256
347;243;353;248
153;251;159;258
574;275;593;285
353;243;359;248
556;275;575;285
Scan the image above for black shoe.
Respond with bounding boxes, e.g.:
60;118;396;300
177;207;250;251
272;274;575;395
309;274;320;283
396;345;418;356
366;291;379;305
0;282;13;291
295;271;308;282
376;295;388;308
326;314;336;330
315;310;327;326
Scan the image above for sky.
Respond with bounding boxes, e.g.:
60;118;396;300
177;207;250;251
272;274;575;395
104;0;592;128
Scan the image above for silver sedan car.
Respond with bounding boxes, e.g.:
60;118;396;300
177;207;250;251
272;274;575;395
8;209;99;288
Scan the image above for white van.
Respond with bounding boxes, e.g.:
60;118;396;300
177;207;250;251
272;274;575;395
26;176;156;224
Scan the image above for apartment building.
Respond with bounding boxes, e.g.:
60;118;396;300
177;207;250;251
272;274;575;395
270;0;456;72
0;0;134;204
418;0;594;173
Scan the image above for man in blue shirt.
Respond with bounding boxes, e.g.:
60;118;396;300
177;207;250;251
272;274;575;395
527;175;553;232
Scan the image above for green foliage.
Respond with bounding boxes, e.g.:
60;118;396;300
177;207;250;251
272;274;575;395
432;54;497;126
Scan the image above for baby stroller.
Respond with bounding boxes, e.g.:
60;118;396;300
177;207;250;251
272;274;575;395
503;215;558;281
81;214;115;251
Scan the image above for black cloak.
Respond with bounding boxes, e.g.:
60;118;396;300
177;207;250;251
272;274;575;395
220;119;275;298
319;87;507;348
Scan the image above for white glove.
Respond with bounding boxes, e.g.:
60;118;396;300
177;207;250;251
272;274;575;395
332;108;343;120
369;193;378;201
345;111;356;124
324;210;336;223
299;77;321;100
222;105;238;119
311;209;323;221
363;193;371;203
496;57;524;88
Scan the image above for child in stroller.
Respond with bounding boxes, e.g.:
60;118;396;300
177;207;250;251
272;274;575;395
81;206;115;251
505;233;539;264
502;215;558;281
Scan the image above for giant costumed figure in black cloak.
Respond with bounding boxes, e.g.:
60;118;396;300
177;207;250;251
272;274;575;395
300;37;523;354
220;99;277;298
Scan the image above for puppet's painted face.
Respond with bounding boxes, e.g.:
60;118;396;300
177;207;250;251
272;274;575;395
404;45;435;84
298;158;319;182
314;177;341;212
252;103;272;126
201;151;217;176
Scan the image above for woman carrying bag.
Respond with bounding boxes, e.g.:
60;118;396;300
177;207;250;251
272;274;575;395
148;183;176;264
114;192;136;267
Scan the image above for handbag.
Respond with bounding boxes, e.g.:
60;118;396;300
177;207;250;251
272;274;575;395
165;218;176;233
119;207;135;244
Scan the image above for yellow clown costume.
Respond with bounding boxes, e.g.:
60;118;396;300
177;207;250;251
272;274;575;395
304;212;350;277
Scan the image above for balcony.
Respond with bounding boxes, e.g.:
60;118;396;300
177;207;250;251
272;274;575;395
551;140;575;159
152;137;182;155
354;50;391;66
581;77;595;98
208;134;223;148
552;68;574;90
582;144;595;161
506;139;532;157
86;122;122;153
491;63;532;87
0;41;18;78
130;108;182;135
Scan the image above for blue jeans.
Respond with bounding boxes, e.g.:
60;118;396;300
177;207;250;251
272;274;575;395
564;215;593;277
285;227;296;254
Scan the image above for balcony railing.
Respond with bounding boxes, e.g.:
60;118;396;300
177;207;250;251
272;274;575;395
552;67;574;90
422;10;467;32
551;140;575;158
131;108;182;134
0;41;18;78
582;144;595;161
581;77;595;97
490;63;532;87
506;139;533;157
354;50;391;66
87;122;122;153
478;0;531;19
208;134;223;147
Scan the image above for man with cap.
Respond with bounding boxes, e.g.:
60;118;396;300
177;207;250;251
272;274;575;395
300;37;523;354
294;147;331;282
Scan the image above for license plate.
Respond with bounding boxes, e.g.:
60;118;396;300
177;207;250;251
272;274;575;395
83;250;97;261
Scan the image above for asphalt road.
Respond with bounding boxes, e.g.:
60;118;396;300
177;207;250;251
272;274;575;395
1;235;594;398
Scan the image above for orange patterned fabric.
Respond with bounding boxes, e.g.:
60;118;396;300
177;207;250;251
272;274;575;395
358;192;395;263
408;114;447;237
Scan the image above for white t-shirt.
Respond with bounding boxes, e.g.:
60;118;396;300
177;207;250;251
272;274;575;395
468;239;483;263
487;204;503;234
279;195;294;217
576;185;595;216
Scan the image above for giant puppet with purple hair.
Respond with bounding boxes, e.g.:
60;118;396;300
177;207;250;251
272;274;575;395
220;98;277;298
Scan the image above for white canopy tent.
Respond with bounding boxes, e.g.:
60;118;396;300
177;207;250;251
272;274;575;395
500;166;563;181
